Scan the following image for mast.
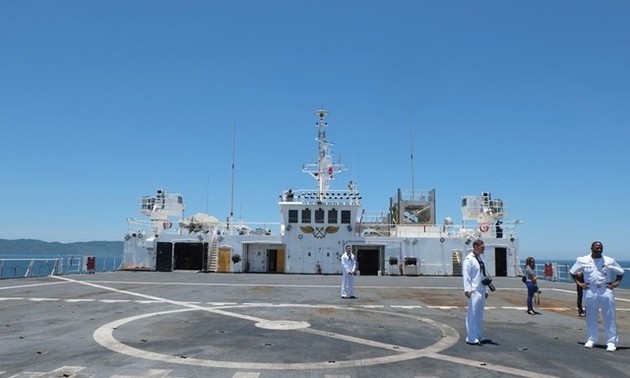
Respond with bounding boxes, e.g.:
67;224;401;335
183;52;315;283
409;117;415;194
227;125;235;232
302;109;346;198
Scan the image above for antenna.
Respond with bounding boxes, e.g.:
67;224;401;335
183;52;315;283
228;124;236;232
205;171;210;213
302;109;346;197
409;116;415;193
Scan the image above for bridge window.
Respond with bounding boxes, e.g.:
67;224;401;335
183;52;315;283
288;209;298;223
328;208;338;223
341;210;351;224
315;208;325;223
301;208;312;223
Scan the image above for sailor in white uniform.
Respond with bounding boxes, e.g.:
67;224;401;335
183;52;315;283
462;239;489;345
570;241;624;352
341;245;356;298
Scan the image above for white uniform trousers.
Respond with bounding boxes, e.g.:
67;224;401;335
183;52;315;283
466;290;486;343
584;286;618;345
341;272;354;297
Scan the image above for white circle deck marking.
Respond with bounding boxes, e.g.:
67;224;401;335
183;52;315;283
255;320;310;330
93;304;460;370
50;275;559;376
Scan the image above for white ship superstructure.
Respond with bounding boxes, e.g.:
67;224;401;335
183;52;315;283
123;110;521;277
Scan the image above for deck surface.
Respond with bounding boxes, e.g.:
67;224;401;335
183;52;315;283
1;272;629;377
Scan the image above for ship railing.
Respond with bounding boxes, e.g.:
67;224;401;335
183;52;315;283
359;211;461;238
358;211;393;236
126;219;155;236
358;213;521;241
396;189;434;202
281;189;361;206
0;258;61;278
392;224;446;238
460;219;520;239
126;218;183;237
0;255;123;280
522;262;622;284
517;262;630;288
223;221;282;236
358;223;463;238
127;217;283;238
461;195;508;221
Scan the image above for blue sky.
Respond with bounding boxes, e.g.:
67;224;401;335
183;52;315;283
1;1;629;261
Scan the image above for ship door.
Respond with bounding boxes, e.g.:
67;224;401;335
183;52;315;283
276;248;285;273
201;242;209;272
174;242;204;270
494;247;507;277
452;249;463;276
156;242;173;272
266;248;285;273
356;247;382;276
218;247;232;273
267;249;277;272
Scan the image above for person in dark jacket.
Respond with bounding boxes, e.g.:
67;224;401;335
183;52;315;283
524;257;541;315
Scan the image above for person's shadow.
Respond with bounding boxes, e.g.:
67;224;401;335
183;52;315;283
481;339;500;346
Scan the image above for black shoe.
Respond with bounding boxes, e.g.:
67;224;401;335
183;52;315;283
532;310;541;315
341;296;348;299
466;341;482;346
349;296;357;299
527;310;534;315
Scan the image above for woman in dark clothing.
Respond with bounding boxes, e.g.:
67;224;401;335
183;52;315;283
525;257;541;315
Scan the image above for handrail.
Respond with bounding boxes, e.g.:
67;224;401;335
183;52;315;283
0;256;122;280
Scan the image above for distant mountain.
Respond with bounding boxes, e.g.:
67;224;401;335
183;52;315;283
0;239;123;257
